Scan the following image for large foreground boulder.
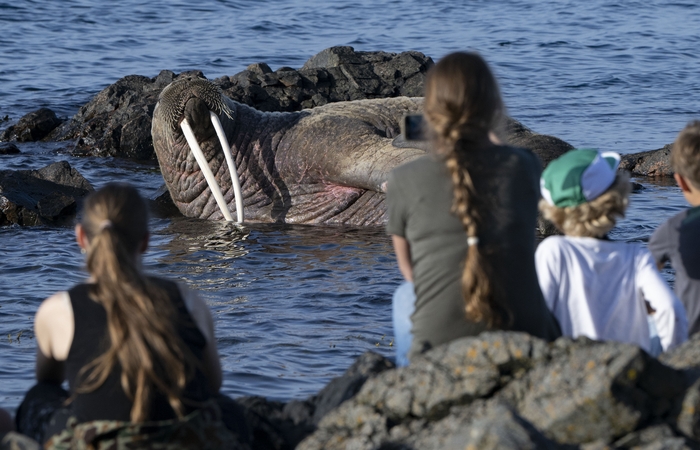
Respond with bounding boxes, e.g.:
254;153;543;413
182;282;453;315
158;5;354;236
297;332;700;450
0;161;93;226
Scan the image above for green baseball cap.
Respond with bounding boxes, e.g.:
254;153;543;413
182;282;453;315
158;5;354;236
541;149;621;207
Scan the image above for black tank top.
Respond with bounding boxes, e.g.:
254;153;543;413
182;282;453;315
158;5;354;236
65;277;212;422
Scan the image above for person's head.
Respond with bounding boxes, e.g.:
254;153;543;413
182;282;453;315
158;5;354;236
76;182;149;275
672;120;700;206
423;52;510;328
539;149;630;238
75;183;195;423
424;51;504;149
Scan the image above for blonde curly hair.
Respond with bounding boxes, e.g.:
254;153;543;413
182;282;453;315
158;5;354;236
539;172;631;238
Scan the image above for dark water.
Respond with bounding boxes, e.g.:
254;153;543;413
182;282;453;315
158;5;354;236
1;0;698;409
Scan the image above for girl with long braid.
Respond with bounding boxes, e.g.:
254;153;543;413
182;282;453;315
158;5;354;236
16;183;242;447
387;52;561;366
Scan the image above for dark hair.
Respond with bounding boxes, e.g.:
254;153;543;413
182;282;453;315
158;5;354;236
424;52;510;328
77;183;196;422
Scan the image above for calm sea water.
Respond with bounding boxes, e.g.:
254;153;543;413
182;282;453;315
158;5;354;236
0;0;698;409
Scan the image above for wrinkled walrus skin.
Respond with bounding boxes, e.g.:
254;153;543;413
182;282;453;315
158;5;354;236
151;78;426;225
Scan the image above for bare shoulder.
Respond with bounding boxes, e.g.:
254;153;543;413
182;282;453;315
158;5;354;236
35;291;74;360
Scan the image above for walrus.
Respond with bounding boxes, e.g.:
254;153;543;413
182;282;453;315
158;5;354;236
151;78;572;225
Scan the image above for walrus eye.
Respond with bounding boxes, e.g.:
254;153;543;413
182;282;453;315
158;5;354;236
180;113;244;223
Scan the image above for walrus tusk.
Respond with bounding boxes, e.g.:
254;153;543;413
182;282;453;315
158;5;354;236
209;111;244;223
180;118;234;222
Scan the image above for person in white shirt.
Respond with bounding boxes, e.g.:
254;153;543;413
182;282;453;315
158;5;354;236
536;149;688;355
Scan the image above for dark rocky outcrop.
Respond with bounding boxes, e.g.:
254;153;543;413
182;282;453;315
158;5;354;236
40;47;434;160
0;48;682;181
46;73;177;159
620;145;674;177
6;46;574;165
0;108;63;142
503;117;574;167
0;161;93;226
0;143;20;155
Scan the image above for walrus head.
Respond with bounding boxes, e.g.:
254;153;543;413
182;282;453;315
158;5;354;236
155;77;244;223
158;77;234;131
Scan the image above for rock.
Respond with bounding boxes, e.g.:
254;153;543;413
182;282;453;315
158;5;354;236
47;48;435;159
311;351;395;424
237;351;394;450
0;143;20;154
675;377;700;441
223;46;434;113
613;423;699;449
620;145;673;177
150;184;182;218
660;332;700;370
302;46;365;69
0;161;93;226
503;117;574;167
48;74;167;159
498;338;687;445
0;107;62;142
408;400;569;450
297;332;550;450
297;333;694;450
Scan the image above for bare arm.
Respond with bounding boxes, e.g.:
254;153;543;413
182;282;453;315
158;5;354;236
34;292;73;384
392;235;413;282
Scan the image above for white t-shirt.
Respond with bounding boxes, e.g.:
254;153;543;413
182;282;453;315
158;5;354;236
535;236;687;352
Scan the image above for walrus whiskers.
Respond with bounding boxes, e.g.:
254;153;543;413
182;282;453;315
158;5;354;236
160;78;233;130
180;118;234;222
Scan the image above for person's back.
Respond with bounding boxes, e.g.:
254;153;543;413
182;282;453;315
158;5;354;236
389;146;560;357
17;183;237;448
649;121;700;335
64;278;211;423
536;149;688;354
387;52;561;366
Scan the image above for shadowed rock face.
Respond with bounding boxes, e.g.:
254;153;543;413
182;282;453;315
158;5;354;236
0;108;62;142
0;161;94;226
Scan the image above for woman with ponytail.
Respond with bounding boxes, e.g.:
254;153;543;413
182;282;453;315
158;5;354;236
387;52;561;366
16;183;243;448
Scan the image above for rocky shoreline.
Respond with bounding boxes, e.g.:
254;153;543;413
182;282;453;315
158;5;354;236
0;46;675;227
